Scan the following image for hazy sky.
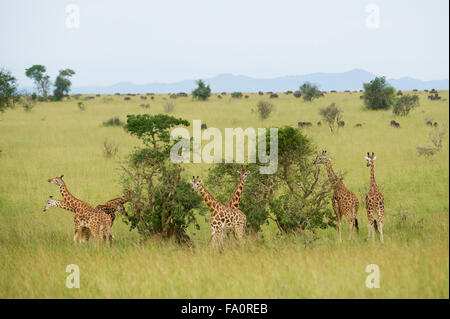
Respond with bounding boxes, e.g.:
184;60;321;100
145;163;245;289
1;0;448;87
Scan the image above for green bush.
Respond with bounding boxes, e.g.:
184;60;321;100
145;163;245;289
363;76;396;110
393;95;419;116
231;92;243;98
121;114;202;245
207;126;335;236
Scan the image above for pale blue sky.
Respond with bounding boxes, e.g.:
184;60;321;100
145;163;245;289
1;0;448;87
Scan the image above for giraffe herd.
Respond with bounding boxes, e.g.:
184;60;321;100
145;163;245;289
43;153;385;247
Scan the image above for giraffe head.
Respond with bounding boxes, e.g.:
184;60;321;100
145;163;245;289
239;166;249;181
48;174;65;186
315;150;331;165
364;152;376;167
190;176;202;192
43;196;57;212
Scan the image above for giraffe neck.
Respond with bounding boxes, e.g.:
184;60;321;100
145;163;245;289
198;185;221;214
325;161;339;183
227;176;246;208
370;163;377;188
55;200;76;213
58;181;85;208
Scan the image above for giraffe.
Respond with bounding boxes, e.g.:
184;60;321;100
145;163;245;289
364;152;385;243
43;196;89;242
43;194;126;241
95;196;129;224
47;175;113;244
226;166;249;209
316;151;359;242
190;176;246;248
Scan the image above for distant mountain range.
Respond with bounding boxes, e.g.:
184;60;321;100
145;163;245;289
21;69;449;94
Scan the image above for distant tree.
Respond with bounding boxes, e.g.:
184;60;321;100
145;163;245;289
319;103;343;133
231;92;243;98
53;69;75;101
300;82;322;102
0;68;20;113
393;95;419;116
191;80;211;100
25;65;51;100
363;76;396;110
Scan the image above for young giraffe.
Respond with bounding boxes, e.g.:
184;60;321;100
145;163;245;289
48;175;112;244
316;151;359;242
95;196;129;224
364;152;385;243
225;166;249;209
190;176;246;248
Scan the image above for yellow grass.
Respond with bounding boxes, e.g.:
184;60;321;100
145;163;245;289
0;91;448;298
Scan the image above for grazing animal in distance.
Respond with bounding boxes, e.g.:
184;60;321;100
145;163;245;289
338;121;345;127
270;93;279;98
354;123;363;128
390;120;400;128
364;152;385;243
426;121;433;126
317;121;322;126
201;123;207;130
316;151;359;242
298;121;312;127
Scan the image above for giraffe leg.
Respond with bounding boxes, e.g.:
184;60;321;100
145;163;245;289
332;200;342;243
337;215;342;243
75;226;84;244
348;206;356;240
377;209;384;244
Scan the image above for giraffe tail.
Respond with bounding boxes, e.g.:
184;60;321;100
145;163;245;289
373;220;379;233
354;218;359;232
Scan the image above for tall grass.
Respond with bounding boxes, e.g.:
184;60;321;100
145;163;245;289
0;92;448;298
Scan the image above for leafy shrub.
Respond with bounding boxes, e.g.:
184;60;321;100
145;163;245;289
393;95;419;116
231;92;243;98
121;114;202;245
363;76;396;110
77;102;85;111
319;103;343;133
257;100;273;120
207;126;335;236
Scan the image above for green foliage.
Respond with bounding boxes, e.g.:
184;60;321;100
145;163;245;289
191;80;211;101
207;126;334;236
393;94;419;116
0;69;19;113
257;100;273;120
77;101;85;111
231;92;243;98
53;69;75;101
300;82;322;102
121;114;201;244
25;65;50;100
102;116;123;127
363;76;396;110
319;102;343;133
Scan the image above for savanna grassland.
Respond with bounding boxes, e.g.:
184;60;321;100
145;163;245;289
0;91;448;298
